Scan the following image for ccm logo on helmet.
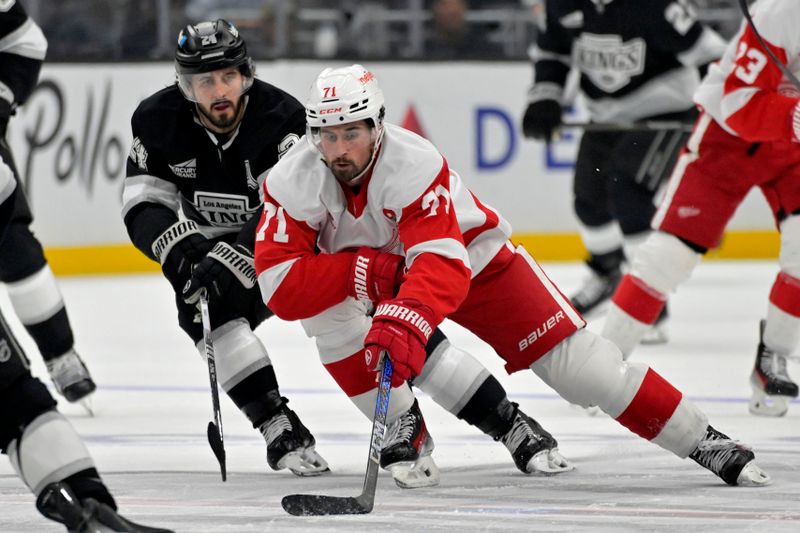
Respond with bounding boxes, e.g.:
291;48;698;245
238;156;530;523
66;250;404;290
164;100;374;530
319;107;343;115
359;71;375;84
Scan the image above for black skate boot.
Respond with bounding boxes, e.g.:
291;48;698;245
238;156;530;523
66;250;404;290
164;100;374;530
259;399;329;476
380;399;439;488
499;404;574;475
689;425;770;486
36;482;173;533
46;349;97;404
750;320;798;417
570;250;624;316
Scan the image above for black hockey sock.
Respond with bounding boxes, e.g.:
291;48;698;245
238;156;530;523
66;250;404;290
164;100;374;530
227;365;284;428
62;468;116;510
27;308;75;361
586;248;625;276
454;376;516;439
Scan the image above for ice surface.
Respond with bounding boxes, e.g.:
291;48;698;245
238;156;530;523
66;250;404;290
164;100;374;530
1;261;798;532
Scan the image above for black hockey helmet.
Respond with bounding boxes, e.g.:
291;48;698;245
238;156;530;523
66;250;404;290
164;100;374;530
175;19;254;102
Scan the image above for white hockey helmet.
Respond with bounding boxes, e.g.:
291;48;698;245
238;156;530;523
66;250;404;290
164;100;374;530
305;65;386;182
305;64;385;132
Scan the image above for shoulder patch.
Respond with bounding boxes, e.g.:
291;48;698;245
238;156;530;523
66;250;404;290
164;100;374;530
129;137;148;171
278;133;300;159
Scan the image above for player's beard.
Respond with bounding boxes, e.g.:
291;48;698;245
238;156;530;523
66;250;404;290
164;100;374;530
329;156;369;184
197;97;245;132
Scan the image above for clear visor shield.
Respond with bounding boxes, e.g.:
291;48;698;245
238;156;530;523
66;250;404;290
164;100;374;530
177;66;254;103
308;123;381;159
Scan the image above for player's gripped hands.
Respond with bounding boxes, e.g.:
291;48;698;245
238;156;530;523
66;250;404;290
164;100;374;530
153;220;213;291
364;298;435;385
183;241;257;304
348;247;405;304
521;99;562;142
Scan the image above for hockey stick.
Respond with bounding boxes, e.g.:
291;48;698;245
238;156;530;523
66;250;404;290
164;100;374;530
282;354;393;516
199;290;227;482
737;0;800;90
560;120;694;132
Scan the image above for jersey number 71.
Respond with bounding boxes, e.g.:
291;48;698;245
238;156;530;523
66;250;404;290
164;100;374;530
256;202;289;243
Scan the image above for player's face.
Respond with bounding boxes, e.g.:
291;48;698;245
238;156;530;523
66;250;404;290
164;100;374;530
191;67;246;133
318;122;376;184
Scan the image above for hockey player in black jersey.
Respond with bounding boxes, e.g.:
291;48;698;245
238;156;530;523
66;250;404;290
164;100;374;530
0;0;96;407
122;19;329;476
125;19;575;485
2;162;173;533
521;0;725;336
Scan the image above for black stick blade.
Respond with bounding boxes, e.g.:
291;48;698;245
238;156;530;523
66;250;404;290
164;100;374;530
281;494;371;516
207;421;227;482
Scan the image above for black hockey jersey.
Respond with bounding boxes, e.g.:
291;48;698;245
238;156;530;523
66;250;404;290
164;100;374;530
532;0;725;121
122;79;305;261
0;1;47;115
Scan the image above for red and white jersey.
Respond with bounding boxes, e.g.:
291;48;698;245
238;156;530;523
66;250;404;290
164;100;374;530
694;0;800;142
254;123;512;324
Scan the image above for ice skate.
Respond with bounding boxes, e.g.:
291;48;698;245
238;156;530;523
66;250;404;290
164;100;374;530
260;400;329;476
641;305;669;345
689;425;770;486
380;399;440;489
46;349;96;414
36;482;173;533
570;267;622;316
749;320;798;417
500;404;574;475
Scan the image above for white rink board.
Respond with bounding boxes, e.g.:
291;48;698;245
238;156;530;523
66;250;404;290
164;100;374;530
6;61;773;248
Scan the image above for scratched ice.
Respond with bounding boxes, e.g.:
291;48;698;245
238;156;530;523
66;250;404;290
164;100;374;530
1;261;798;532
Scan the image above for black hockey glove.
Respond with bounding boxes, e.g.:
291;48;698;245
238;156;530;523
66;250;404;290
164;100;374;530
153;220;213;292
183;242;257;305
521;99;563;142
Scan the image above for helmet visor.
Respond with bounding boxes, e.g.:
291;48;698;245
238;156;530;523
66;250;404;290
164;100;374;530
308;123;379;160
176;59;254;103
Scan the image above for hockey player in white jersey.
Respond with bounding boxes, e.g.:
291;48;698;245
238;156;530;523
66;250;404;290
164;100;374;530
601;0;800;417
254;64;770;488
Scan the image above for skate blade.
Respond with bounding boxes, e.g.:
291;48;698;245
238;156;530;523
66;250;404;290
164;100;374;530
79;394;95;417
389;455;440;489
280;449;330;477
640;323;668;345
570;403;601;417
526;448;575;476
736;461;771;487
748;388;790;417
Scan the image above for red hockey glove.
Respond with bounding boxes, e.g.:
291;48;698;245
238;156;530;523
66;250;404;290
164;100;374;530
348;247;405;303
364;298;435;383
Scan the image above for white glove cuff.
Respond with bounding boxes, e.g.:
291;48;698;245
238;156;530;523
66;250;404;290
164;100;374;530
152;219;201;264
208;242;257;289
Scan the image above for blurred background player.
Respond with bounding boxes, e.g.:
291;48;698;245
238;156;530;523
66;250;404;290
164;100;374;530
601;0;800;417
521;0;726;340
1;159;172;533
0;0;96;406
122;19;328;476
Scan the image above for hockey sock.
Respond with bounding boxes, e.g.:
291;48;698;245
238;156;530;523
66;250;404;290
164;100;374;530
611;274;666;326
62;468;116;510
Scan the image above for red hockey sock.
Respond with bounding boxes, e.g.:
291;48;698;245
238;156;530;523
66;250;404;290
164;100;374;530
612;274;666;325
769;272;800;317
616;368;682;440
